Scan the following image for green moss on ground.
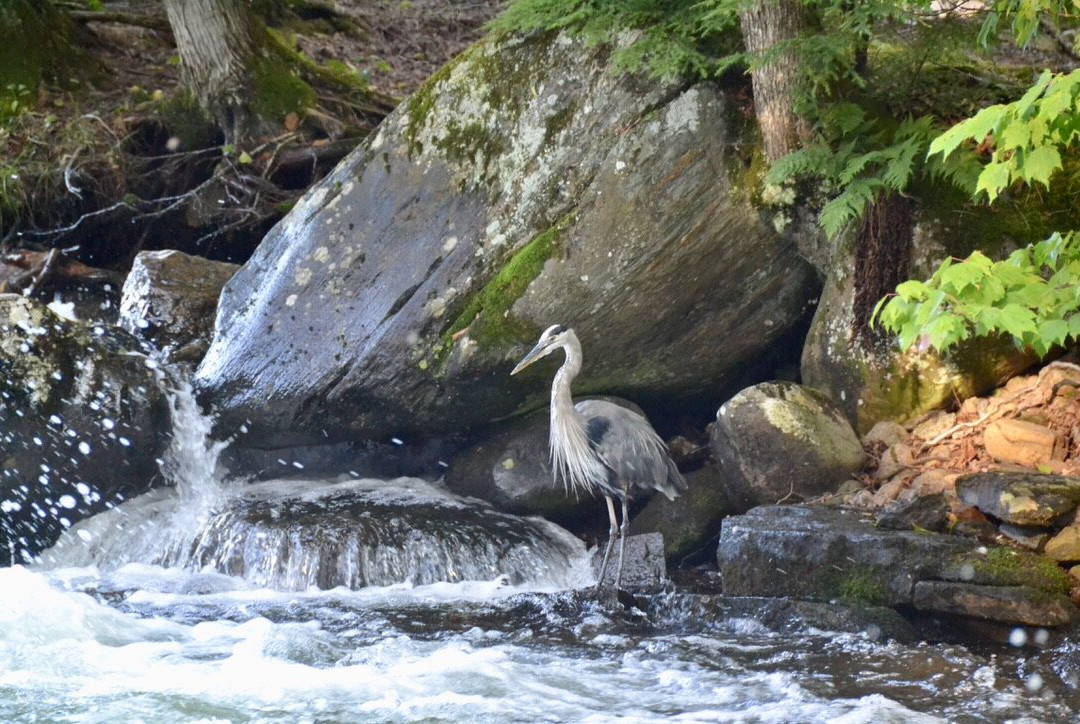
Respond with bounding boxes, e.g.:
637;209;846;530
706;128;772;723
0;2;84;120
251;53;317;121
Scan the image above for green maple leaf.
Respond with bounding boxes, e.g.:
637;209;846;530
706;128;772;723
1039;319;1070;348
976;161;1012;202
1019;145;1062;188
998;303;1038;339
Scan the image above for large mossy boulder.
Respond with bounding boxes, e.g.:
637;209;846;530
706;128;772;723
194;31;818;448
0;294;170;562
711;381;865;511
800;205;1039;435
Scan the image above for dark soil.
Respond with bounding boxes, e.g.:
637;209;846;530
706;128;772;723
0;0;505;274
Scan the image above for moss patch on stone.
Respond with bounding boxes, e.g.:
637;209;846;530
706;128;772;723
952;546;1070;595
833;567;890;607
403;53;468;156
431;213;573;370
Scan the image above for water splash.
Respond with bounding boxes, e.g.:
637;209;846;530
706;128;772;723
155;379;229;567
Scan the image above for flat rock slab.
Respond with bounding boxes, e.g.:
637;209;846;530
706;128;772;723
912;581;1079;627
956;471;1080;526
590;532;666;590
718;506;1073;626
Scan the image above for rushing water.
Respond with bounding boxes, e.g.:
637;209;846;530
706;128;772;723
4;386;1080;721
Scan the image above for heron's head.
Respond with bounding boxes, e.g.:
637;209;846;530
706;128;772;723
510;324;573;375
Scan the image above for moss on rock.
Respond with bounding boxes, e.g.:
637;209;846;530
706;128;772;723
432;212;574;370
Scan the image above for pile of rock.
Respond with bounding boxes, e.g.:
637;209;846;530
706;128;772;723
856;361;1080;512
836;361;1080;602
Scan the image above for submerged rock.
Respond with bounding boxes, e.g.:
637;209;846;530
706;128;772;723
190;477;588;590
711;382;865;511
0;294;170;563
195;30;817;447
45;476;589;591
717;505;1075;627
119;250;239;366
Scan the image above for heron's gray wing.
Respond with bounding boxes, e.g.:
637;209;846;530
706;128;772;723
575;400;684;500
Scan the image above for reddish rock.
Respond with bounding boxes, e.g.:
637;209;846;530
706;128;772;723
983;418;1065;468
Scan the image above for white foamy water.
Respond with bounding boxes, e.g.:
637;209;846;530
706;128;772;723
5;562;1080;722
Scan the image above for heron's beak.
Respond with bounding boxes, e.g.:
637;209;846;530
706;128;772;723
510;341;550;375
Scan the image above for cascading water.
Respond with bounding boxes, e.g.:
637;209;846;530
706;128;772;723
40;375;591;591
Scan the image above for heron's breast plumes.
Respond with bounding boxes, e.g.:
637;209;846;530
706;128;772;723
549;406;611;498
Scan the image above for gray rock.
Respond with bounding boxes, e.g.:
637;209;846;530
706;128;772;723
998;523;1051;551
912;581;1079;627
861;420;910;448
717;505;1073;626
119;250;239;366
956;471;1080;526
44;476;586;590
446;403;619;519
630;462;733;563
590;532;666;590
0;294;170;562
711;382;865;511
875;492;949;532
194;31;817;448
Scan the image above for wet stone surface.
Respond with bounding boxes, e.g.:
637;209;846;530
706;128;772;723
956;471;1080;527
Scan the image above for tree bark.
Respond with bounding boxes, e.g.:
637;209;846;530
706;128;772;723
739;0;813;163
162;0;265;143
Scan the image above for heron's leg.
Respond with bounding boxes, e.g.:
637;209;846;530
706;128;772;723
594;495;619;590
614;496;630;588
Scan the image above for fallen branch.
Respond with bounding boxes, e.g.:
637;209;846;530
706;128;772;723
67;9;172;34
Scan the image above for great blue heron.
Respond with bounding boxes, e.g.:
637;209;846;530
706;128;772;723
511;324;686;589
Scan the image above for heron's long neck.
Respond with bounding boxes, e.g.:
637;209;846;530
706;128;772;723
550;332;601;495
551;333;583;422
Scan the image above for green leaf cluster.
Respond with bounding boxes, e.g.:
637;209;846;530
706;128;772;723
873;232;1080;356
928;69;1080;202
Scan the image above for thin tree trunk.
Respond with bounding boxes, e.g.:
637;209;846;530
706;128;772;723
739;0;813;163
162;0;265;143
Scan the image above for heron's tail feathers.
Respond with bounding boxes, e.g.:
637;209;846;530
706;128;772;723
659;457;686;501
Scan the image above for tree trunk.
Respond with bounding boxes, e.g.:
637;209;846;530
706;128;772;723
739;0;813;163
852;193;912;341
162;0;265;143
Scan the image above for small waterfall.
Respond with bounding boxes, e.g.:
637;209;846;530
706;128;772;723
41;381;589;590
180;477;588;590
38;378;231;568
154;379;229;567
